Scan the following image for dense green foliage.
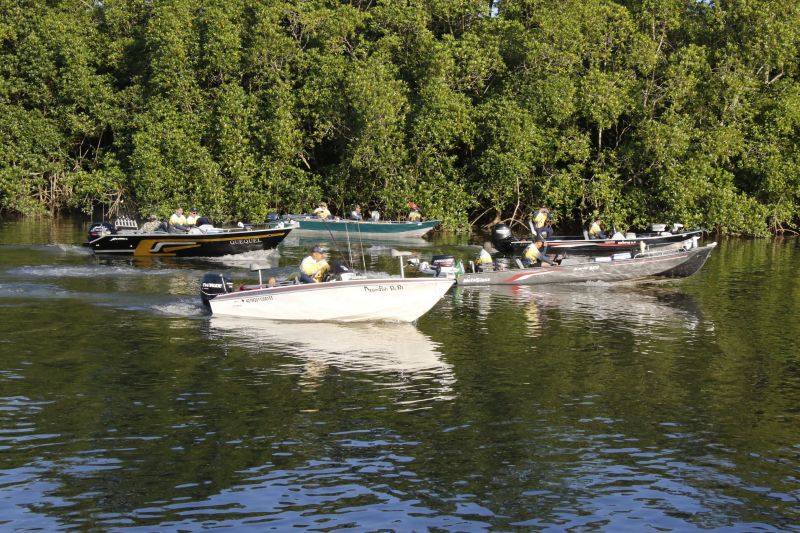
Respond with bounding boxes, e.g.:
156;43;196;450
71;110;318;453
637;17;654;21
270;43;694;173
1;0;799;234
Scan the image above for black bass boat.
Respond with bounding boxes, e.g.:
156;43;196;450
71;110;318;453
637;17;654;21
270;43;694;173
491;223;705;257
85;217;292;257
456;242;717;286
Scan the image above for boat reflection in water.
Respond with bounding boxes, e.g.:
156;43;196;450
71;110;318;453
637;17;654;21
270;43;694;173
460;284;707;336
205;317;456;407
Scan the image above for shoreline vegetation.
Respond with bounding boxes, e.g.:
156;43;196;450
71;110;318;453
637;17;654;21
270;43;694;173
1;1;799;236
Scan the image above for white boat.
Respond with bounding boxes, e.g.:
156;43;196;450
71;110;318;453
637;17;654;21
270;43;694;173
200;259;453;322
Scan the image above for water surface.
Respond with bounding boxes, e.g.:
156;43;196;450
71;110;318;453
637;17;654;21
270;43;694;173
0;218;798;530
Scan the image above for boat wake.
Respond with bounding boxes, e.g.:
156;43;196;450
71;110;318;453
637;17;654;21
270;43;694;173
7;265;175;278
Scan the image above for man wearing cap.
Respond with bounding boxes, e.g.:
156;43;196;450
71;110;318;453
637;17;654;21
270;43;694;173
139;214;163;234
532;206;553;240
523;237;556;266
300;245;330;283
186;208;200;226
350;204;363;221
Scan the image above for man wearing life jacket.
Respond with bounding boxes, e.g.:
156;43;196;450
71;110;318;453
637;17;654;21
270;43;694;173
186;207;200;226
475;242;495;270
300;245;330;283
533;206;553;240
350;205;363;220
313;202;332;220
588;218;607;239
407;202;422;222
523;238;556;266
169;207;189;232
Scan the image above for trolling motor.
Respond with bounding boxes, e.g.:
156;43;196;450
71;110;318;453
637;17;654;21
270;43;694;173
200;273;234;307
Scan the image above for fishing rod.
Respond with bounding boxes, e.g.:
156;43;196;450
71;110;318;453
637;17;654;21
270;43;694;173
320;217;354;271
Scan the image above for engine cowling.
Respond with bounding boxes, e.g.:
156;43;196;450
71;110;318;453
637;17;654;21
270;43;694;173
200;273;233;307
491;224;515;254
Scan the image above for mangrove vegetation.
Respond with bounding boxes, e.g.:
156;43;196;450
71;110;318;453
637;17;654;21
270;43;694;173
1;0;799;235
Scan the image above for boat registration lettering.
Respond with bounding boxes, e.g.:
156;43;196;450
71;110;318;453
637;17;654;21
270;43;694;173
573;265;601;272
363;284;404;293
461;277;490;284
240;295;274;303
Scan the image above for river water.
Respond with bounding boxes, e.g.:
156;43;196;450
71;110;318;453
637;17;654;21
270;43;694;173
0;218;798;531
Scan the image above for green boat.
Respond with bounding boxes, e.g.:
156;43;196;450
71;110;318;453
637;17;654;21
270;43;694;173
285;216;440;238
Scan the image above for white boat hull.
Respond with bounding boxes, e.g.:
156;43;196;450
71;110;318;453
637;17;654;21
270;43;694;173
206;277;454;322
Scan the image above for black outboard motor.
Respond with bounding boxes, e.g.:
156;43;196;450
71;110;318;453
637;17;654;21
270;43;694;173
200;273;234;308
491;224;515;255
329;261;354;280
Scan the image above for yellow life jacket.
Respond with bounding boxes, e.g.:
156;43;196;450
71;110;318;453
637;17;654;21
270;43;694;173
476;249;493;265
301;256;330;282
408;210;421;222
524;244;543;262
589;222;602;238
533;211;547;228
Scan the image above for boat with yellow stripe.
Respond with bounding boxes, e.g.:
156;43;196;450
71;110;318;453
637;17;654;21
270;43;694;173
85;218;292;257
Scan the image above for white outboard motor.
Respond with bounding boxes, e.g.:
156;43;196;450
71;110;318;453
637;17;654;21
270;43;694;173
200;273;233;308
491;224;515;254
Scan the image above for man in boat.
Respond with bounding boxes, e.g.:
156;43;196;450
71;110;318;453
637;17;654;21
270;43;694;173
186;207;200;226
475;242;496;270
300;245;330;283
532;206;553;240
588;218;607;239
408;202;422;222
313;202;332;220
523;237;557;267
139;214;164;234
350;204;363;220
169;207;190;232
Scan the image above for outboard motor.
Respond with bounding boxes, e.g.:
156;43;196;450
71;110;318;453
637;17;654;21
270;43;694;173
87;222;115;239
330;261;357;281
200;273;233;308
491;224;515;254
431;255;455;268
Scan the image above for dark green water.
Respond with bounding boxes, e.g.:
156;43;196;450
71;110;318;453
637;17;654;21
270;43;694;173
1;218;798;531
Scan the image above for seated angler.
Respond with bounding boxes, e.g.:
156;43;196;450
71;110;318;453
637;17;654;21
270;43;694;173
299;245;330;283
186;207;200;226
169;207;190;232
313;202;332;220
475;242;496;270
523;237;557;267
407;202;421;222
350;204;363;221
139;214;165;234
588;218;607;239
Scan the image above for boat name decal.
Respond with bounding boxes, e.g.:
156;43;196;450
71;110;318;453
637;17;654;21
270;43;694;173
231;239;263;245
363;284;404;293
110;237;128;241
573;265;601;272
460;277;490;284
241;295;274;303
